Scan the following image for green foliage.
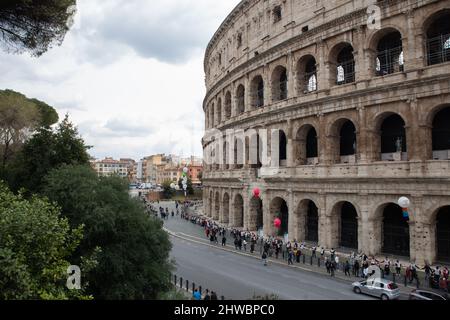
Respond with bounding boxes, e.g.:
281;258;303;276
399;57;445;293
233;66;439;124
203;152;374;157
43;165;174;299
0;89;59;170
0;182;91;300
8;114;89;193
0;0;77;56
162;180;175;199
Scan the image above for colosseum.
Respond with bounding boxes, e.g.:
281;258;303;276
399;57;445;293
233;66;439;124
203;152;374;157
202;0;450;265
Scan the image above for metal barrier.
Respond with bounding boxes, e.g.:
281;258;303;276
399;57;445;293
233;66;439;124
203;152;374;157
171;273;224;300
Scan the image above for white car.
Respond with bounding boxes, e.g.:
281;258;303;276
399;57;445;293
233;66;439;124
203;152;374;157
352;279;400;300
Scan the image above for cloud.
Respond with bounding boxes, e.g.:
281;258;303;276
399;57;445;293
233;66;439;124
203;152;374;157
0;0;241;161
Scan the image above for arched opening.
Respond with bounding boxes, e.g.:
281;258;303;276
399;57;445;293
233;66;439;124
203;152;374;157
236;86;244;114
214;192;220;220
225;92;232;119
432;107;450;160
333;44;355;85
338;202;358;249
234;137;244;169
279;130;287;166
249;132;263;168
380;114;407;161
251;75;264;108
209;191;214;217
340;120;357;163
210;104;215;128
382;203;410;257
223;140;229;169
297;55;317;93
216;99;222;125
222;193;230;224
306;201;319;242
426;11;450;66
375;30;404;76
250;197;263;232
436;206;450;262
295;125;318;165
306;127;318;164
271;66;288;101
270;197;289;237
233;194;244;228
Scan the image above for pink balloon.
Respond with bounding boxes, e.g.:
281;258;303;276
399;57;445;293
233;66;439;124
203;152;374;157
274;218;281;228
253;187;260;198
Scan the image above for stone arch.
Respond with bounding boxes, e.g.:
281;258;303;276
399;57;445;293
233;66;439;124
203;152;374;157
296;54;317;94
371;28;404;76
293;199;319;244
328;42;355;85
423;9;450;66
235;85;245;114
209;190;214;217
222;192;230;224
329;201;360;250
270;196;289;237
232;193;244;228
224;91;232;119
327;117;358;164
214;191;220;220
373;112;408;161
271;65;288;101
429;105;450;160
250;75;264;108
294;123;319;165
216;98;222;125
373;202;411;258
249;196;263;232
431;206;450;263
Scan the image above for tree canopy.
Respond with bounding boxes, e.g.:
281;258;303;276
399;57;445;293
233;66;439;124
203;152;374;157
0;182;89;300
0;0;77;56
8;114;90;193
0;89;59;170
43;165;174;299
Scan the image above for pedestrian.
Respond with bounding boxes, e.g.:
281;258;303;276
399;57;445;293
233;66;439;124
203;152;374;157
288;249;294;265
211;291;218;300
344;260;351;276
325;258;331;274
221;235;227;246
296;248;301;263
335;255;339;270
395;260;401;276
353;259;360;277
204;289;211;301
250;240;255;254
234;238;239;250
238;237;243;251
320;247;325;260
243;239;247;251
330;261;336;277
312;246;317;259
330;248;336;261
262;251;268;266
193;288;201;300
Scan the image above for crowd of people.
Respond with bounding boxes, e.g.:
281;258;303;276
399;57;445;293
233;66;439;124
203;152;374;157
180;211;449;293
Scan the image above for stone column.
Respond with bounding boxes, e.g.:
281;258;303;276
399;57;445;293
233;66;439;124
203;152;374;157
404;9;423;70
287;52;295;99
244;75;250;112
243;186;250;230
263;65;271;105
286;120;294;167
316;40;328;91
355;26;368;82
263;193;272;236
287;189;295;241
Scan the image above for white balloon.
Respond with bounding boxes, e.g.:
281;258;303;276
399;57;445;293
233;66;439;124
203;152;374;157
398;197;410;208
183;167;188;173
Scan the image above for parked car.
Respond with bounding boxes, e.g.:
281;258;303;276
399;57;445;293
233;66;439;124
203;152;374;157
409;289;448;300
352;279;400;300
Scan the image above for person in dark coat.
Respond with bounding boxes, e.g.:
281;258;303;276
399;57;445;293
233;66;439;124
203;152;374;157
210;292;218;300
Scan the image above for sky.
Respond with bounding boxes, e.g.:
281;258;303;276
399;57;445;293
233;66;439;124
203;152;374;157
0;0;241;160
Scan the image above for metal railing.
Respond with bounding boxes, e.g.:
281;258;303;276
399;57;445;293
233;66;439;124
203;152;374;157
427;33;450;66
375;46;404;76
171;273;225;300
336;60;355;85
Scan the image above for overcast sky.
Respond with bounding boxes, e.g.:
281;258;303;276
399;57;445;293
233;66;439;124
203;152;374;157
0;0;240;160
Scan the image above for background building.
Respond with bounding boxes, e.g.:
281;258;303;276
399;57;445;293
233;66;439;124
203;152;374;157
92;157;129;179
202;0;450;265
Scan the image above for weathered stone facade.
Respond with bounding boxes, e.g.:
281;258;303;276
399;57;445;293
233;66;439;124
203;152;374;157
202;0;450;264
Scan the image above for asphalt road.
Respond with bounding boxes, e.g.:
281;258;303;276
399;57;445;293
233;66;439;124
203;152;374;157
170;235;374;300
151;201;407;300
